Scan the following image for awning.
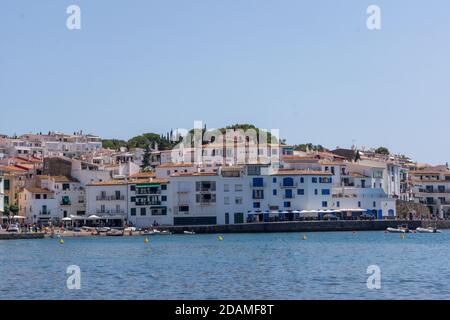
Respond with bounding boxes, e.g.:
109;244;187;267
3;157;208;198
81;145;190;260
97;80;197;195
13;215;25;219
88;215;101;220
70;215;86;220
62;217;72;221
340;208;365;212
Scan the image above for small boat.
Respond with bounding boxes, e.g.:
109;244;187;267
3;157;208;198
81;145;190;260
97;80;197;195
96;227;111;233
142;229;157;236
416;227;442;233
386;225;410;233
183;231;196;235
106;229;124;236
124;227;136;232
159;230;172;235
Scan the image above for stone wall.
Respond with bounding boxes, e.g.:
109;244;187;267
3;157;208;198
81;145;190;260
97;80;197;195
396;200;431;219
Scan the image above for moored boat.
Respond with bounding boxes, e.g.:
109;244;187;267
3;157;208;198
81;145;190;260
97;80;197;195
386;224;410;233
416;227;442;233
183;231;196;235
106;229;124;236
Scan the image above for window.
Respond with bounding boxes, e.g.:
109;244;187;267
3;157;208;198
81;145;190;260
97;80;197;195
284;201;291;208
62;183;70;191
319;177;332;183
140;208;146;216
321;189;330;195
224;184;229;192
253;202;260;209
35;194;41;199
312;177;317;183
322;201;328;207
224;197;230;205
252;177;264;187
161;184;167;190
282;177;294;187
273;189;277;196
297;189;304;195
130;185;136;191
131;196;136;202
300;177;304;183
373;201;376;208
314;189;318;195
179;206;189;213
235;197;243;205
235;184;243;192
285;189;293;199
358;201;361;208
4;180;10;190
273;177;277;183
130;208;136;216
161;195;167;202
252;189;264;199
336;201;340;208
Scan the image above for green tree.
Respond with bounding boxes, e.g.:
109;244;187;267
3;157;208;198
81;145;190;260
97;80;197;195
354;150;361;162
141;146;151;171
102;139;127;150
8;204;19;216
375;147;390;155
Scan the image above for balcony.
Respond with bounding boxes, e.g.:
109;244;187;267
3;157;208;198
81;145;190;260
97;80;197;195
135;201;162;206
60;201;71;206
419;200;437;205
418;188;450;194
96;195;125;201
96;209;125;214
136;189;161;195
250;182;266;188
39;210;51;215
279;182;298;189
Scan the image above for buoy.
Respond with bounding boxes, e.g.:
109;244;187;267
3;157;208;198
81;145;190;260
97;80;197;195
59;239;64;244
217;235;224;241
302;234;307;241
144;237;149;244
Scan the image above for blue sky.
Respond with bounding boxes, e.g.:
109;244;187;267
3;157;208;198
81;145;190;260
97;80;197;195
0;1;449;164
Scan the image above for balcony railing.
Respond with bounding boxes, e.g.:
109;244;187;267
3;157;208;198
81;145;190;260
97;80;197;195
39;210;51;215
96;195;125;201
279;182;298;188
136;189;161;195
96;209;125;214
418;188;450;194
60;201;71;206
250;182;266;188
135;201;162;206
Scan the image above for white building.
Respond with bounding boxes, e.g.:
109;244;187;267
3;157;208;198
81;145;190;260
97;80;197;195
19;175;86;225
85;181;129;227
19;187;58;225
0;175;4;214
168;165;335;226
410;169;450;219
85;178;171;228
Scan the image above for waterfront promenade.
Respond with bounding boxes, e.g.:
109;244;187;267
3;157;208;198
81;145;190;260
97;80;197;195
165;219;450;234
1;220;448;240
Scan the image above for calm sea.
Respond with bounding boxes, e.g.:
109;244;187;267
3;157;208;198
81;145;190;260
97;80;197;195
1;231;450;300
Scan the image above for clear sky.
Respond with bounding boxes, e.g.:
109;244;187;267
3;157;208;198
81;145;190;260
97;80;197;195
1;1;449;164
